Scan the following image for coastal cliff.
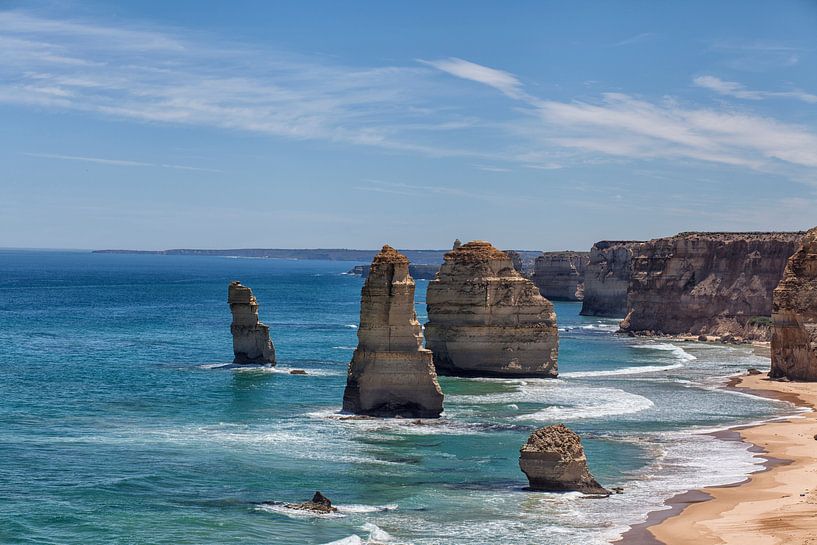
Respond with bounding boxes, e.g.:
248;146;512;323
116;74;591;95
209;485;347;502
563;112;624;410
580;241;643;317
342;246;444;417
425;240;559;378
228;281;276;364
530;251;589;301
771;227;817;380
620;232;803;341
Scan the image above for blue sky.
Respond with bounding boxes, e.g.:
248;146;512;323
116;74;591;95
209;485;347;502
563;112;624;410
1;0;816;250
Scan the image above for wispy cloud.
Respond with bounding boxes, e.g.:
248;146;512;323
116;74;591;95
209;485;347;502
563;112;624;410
21;152;224;172
419;57;527;99
693;75;817;103
611;32;656;47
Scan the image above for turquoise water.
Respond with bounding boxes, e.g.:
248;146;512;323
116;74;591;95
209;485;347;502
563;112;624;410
0;251;792;545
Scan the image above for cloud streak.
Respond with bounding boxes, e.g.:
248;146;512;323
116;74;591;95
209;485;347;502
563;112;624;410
693;75;817;103
419;57;526;99
21;152;224;172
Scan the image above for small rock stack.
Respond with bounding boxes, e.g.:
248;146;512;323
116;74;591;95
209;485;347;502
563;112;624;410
519;424;609;495
342;245;444;417
425;240;559;378
771;227;817;380
228;281;276;364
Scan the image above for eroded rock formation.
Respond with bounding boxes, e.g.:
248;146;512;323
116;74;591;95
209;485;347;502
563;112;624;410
228;281;276;364
620;232;803;341
531;251;590;301
519;424;609;494
580;241;643;317
771;227;817;380
425;240;558;377
342;246;444;417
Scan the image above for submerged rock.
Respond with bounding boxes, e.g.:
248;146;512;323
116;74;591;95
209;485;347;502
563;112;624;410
342;245;444;418
771;227;817;380
620;232;803;341
425;240;558;378
519;424;609;495
580;241;643;317
228;281;276;364
284;491;337;513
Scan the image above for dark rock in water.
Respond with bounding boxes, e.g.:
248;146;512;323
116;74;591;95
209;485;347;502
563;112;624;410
611;486;624;494
289;369;307;375
228;281;276;365
519;424;609;495
747;368;762;375
284;491;337;513
698;334;708;342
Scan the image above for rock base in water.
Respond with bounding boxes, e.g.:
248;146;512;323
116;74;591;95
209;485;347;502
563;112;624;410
284;491;337;513
519;424;609;495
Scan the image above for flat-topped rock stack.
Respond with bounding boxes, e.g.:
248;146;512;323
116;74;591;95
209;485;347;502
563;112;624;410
425;240;559;378
771;227;817;380
620;232;804;341
531;251;590;301
228;281;276;364
519;424;609;495
342;245;444;418
581;241;644;317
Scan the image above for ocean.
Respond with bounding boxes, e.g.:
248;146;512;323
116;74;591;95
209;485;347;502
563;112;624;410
0;251;793;545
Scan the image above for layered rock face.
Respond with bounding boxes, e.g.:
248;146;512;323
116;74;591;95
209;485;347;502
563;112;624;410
342;246;444;417
425;241;559;378
580;241;643;317
519;424;609;494
771;227;817;380
228;281;276;364
531;251;590;301
620;232;804;341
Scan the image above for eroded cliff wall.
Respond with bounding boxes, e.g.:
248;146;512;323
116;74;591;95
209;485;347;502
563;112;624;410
580;241;643;317
771;227;817;380
620;232;803;341
531;252;590;301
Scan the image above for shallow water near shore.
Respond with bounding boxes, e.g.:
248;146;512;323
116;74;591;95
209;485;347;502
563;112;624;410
0;251;794;545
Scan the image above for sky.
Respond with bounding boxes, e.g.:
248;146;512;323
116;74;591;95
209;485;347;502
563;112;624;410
1;0;816;250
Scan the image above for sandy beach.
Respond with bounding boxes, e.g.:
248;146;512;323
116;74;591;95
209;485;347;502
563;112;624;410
629;374;817;545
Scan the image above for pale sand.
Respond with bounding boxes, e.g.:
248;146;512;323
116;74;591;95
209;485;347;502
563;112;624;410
645;374;817;545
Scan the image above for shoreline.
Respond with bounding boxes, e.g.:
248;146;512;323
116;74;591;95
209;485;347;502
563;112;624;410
619;373;817;545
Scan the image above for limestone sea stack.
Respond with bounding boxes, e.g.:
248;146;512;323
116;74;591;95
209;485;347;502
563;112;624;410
425;240;559;378
620;232;804;341
342;245;444;418
580;241;644;317
519;424;609;495
531;251;590;301
228;281;276;364
771;227;817;380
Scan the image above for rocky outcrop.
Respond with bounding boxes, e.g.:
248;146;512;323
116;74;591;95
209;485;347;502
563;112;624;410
342;246;444;418
425;241;559;378
531;251;590;301
581;241;644;317
228;281;276;364
771;227;817;380
620;232;804;341
283;492;337;514
519;424;609;495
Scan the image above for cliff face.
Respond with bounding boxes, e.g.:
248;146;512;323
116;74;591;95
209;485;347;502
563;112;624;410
425;241;559;378
580;241;644;317
228;281;276;364
771;227;817;380
342;246;444;417
620;232;804;340
530;251;590;301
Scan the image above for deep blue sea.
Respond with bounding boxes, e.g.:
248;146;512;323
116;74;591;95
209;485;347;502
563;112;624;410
0;251;793;545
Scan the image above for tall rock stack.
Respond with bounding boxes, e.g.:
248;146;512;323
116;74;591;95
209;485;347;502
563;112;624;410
771;227;817;380
425;240;559;378
620;232;803;341
531;251;590;301
228;281;276;364
342;245;444;418
581;241;643;317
